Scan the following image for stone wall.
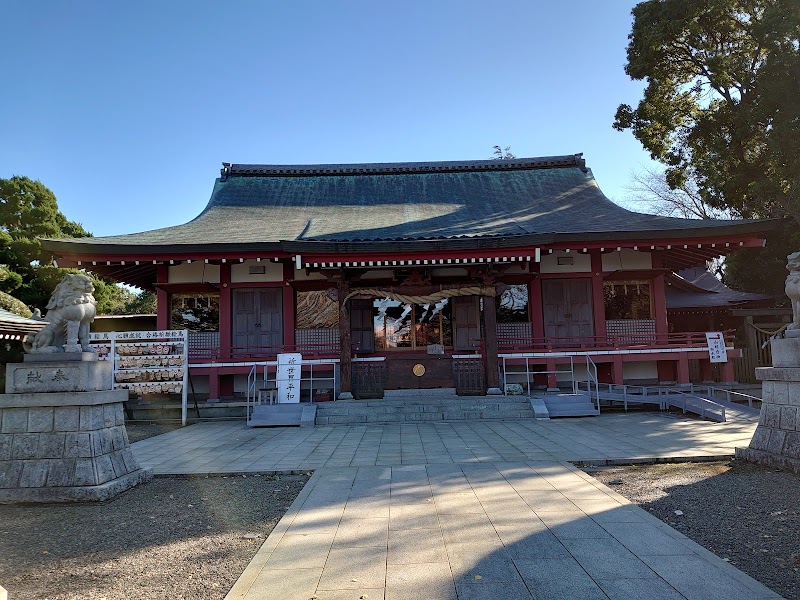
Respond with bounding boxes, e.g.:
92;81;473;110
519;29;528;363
736;362;800;472
0;390;151;502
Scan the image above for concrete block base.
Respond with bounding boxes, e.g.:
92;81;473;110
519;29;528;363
0;466;152;503
740;353;800;473
0;384;150;504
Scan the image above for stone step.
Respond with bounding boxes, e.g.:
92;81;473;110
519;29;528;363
315;398;536;425
542;393;599;418
332;398;528;408
249;404;315;427
316;404;532;418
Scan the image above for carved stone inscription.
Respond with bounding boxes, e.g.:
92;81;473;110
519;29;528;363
14;367;79;392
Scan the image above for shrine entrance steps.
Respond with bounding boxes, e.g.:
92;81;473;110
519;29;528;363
541;392;600;417
248;403;316;427
314;391;535;425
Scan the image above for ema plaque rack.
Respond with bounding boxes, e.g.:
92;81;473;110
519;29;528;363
90;329;190;425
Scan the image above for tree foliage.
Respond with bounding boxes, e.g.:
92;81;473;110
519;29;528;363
0;176;152;314
491;145;516;160
614;0;800;224
627;165;734;220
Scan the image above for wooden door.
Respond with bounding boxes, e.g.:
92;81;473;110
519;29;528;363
258;289;283;349
541;279;594;343
232;288;283;353
453;296;481;351
350;299;375;353
233;290;259;350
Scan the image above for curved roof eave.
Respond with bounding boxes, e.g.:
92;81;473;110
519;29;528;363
42;219;777;258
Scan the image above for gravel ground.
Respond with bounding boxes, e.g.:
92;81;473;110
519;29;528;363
125;421;186;443
0;473;310;600
587;459;800;600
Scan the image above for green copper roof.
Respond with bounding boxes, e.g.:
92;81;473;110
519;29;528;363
43;155;773;255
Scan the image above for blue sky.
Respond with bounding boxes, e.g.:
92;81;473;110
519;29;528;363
1;0;658;238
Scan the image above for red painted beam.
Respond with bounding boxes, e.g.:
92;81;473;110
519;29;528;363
590;252;606;340
219;263;232;360
156;264;169;331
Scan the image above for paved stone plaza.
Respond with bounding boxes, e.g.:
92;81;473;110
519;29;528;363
131;411;781;599
133;411;758;474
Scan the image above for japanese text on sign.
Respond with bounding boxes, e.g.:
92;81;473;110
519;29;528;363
276;353;303;403
705;332;729;363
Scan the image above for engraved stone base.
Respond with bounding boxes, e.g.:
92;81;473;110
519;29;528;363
736;359;800;474
6;359;112;393
0;389;152;504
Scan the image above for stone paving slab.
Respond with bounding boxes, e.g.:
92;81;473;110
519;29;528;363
224;462;781;600
129;411;782;599
132;412;757;473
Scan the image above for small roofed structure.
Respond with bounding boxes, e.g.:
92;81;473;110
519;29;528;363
0;308;47;341
667;267;772;332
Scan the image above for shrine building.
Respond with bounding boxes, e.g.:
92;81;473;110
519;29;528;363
42;154;774;400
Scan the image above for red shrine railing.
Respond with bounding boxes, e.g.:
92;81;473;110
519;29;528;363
189;342;339;363
186;330;732;364
496;330;734;353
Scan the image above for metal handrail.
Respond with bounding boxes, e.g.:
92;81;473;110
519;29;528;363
664;388;727;422
687;384;761;409
497;329;736;353
585;355;600;414
500;355;575;394
575;381;727;421
246;363;257;424
261;359;339;403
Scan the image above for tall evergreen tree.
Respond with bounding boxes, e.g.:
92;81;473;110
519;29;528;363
614;0;800;294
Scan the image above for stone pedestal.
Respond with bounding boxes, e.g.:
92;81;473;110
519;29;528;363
7;359;112;394
0;359;151;503
736;337;800;473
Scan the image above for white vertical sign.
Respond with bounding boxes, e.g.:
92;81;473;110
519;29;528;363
276;353;302;403
705;332;728;363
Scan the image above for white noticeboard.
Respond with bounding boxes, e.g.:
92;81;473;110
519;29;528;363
705;332;728;363
276;353;302;403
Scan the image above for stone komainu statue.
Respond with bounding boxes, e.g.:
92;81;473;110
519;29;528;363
24;273;97;353
786;252;800;332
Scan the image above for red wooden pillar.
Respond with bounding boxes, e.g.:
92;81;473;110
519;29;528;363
219;262;232;360
700;359;714;382
612;355;624;385
529;276;546;387
283;262;295;350
590;252;606;343
529;277;544;340
216;262;233;400
720;359;736;384
338;281;352;398
677;353;690;384
482;286;501;394
658;361;676;384
156;264;169;331
545;357;558;391
208;367;220;400
651;252;668;336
